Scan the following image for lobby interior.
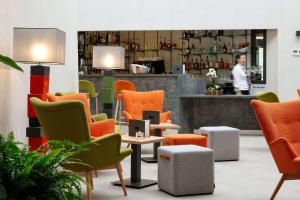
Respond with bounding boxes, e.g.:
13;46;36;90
1;0;300;200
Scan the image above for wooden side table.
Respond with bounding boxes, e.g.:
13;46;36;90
141;123;181;163
112;135;165;188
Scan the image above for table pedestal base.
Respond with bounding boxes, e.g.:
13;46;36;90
141;157;157;163
112;178;157;189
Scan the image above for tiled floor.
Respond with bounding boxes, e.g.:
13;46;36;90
83;135;300;200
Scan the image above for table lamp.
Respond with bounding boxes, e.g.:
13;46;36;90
92;46;125;117
13;28;66;151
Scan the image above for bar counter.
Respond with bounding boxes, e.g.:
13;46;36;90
80;74;206;125
180;94;259;132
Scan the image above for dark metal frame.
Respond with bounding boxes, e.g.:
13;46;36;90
251;29;267;84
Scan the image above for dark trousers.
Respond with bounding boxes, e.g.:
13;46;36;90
241;90;250;95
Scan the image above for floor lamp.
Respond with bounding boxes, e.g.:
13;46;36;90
13;28;66;151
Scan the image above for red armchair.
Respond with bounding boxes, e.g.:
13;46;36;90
251;99;300;200
48;93;115;140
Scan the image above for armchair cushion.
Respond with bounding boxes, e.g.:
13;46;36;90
64;133;132;172
160;111;171;123
90;119;115;139
92;113;108;122
123;111;171;124
48;93;92;125
269;137;300;173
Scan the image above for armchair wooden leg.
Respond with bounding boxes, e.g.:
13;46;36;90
85;171;92;200
270;174;286;200
115;162;127;196
90;172;94;190
94;170;98;177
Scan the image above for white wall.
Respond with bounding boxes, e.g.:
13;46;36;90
1;0;300;141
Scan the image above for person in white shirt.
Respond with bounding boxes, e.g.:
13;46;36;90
232;54;249;95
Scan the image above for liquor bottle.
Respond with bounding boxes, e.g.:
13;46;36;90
220;58;225;68
186;45;191;55
227;42;231;52
159;37;163;49
190;58;194;69
217;38;222;53
218;30;224;36
209;60;214;68
125;39;129;50
183;31;187;38
89;32;93;44
186;31;190;38
207;30;212;37
195;58;199;69
167;40;172;49
215;61;219;69
163;37;167;49
131;39;135;50
136;38;140;51
205;56;209;68
223;43;227;53
200;58;205;68
224;59;230;69
107;32;111;43
190;30;195;38
191;44;196;54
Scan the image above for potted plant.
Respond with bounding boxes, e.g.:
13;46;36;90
0;54;23;72
206;68;223;95
0;133;88;200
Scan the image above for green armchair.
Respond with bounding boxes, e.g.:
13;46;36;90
30;97;132;199
256;91;280;103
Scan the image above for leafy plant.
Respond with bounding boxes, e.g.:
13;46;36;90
0;132;91;200
0;54;23;72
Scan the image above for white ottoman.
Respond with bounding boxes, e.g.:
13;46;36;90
199;126;240;161
158;145;214;196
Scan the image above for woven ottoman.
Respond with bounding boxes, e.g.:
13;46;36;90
158;145;214;196
199;126;240;161
162;134;207;147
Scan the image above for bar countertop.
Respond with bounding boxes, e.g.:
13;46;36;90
80;74;183;77
180;94;256;99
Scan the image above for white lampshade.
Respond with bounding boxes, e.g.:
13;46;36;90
93;46;125;69
13;28;66;64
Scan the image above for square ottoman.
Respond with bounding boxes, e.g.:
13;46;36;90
199;126;240;161
158;145;214;196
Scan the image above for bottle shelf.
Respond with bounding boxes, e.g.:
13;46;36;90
179;34;249;40
181;51;250;57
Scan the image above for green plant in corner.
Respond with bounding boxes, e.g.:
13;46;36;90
0;132;92;200
0;54;23;72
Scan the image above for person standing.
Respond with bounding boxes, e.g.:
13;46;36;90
232;54;249;95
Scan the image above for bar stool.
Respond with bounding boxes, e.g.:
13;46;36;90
79;80;99;114
114;80;136;125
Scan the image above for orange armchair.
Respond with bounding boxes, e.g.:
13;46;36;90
251;99;300;200
48;93;115;140
122;90;171;125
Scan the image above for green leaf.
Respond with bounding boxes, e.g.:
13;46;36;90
0;54;23;72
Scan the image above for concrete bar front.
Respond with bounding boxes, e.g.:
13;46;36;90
80;74;206;125
180;95;259;132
